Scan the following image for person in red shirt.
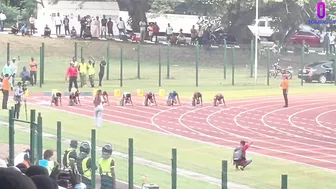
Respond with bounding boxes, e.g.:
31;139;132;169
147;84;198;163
152;22;160;43
65;62;79;92
237;140;253;170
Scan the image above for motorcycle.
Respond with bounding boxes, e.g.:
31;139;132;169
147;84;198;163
268;60;293;79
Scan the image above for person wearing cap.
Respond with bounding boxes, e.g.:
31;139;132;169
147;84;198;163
99;144;116;189
62;140;78;169
280;75;289;107
65;62;79;92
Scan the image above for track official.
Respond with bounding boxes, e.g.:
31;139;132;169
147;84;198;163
99;144;116;189
280;75;289;107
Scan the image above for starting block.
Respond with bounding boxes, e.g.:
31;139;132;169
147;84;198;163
137;89;144;97
24;89;30;97
114;89;121;97
93;89;98;96
51;89;58;94
159;89;166;97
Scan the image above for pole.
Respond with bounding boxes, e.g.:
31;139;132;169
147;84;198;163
333;58;336;86
281;175;288;189
137;42;140;79
267;48;270;86
39;47;42;88
91;129;96;189
254;1;259;84
221;160;228;189
196;41;199;87
232;48;235;86
171;148;177;189
8;108;15;166
128;138;134;189
37;113;43;160
167;44;171;79
223;39;227;79
106;42;110;80
80;46;83;61
74;42;78;60
42;43;45;84
30;109;36;164
6;42;10;62
301;42;304;86
250;39;254;78
57;121;62;164
159;47;162;87
120;48;123;87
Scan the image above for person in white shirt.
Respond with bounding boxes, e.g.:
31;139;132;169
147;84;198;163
29;15;35;34
13;82;24;119
139;20;147;42
93;89;106;128
55;12;62;35
330;32;335;54
0;10;6;32
117;17;125;36
166;23;173;41
11;56;19;85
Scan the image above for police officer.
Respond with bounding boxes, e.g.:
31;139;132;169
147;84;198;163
62;140;78;169
76;142;92;189
99;144;116;189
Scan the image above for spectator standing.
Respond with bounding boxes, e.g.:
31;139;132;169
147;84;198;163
107;18;114;38
91;16;100;39
13;81;24;119
101;15;107;38
0;10;6;32
323;32;329;53
98;57;106;87
78;59;87;87
17;11;23;30
152;22;159;43
197;25;203;45
86;15;92;30
148;23;153;41
99;144;116;189
62;140;78;169
166;23;173;42
3;61;13;88
65;62;79;92
63;15;70;35
190;25;197;45
2;74;11;109
139;19;147;42
330;32;335;54
117;17;125;36
87;58;95;87
29;15;35;34
11;57;19;85
55;12;62;35
80;17;86;38
39;150;57;175
29;57;38;86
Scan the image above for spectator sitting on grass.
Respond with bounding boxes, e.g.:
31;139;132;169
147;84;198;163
20;66;30;84
177;29;186;45
83;27;92;39
11;24;18;34
44;25;51;38
170;34;178;45
20;23;28;36
70;26;77;38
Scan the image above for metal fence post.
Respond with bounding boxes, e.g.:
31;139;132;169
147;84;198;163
57;121;62;164
39;47;43;88
137;42;141;79
37;113;43;160
281;175;288;189
221;160;228;189
42;43;45;84
80;46;83;61
172;148;177;189
250;40;254;77
91;129;96;189
106;42;110;80
223;39;227;79
8;108;15;166
159;47;162;87
30;109;36;164
120;47;123;87
301;41;304;86
6;42;10;62
196;41;199;87
267;48;270;86
74;42;78;60
167;44;171;79
333;59;336;86
128;138;134;189
232;48;235;86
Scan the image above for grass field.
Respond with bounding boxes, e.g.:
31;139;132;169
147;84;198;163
0;35;336;189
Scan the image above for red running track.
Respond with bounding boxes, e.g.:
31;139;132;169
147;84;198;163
28;93;336;171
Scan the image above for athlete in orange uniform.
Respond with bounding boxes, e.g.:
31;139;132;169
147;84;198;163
192;92;203;106
213;93;226;106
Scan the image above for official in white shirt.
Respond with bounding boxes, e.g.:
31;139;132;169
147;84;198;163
55;12;62;35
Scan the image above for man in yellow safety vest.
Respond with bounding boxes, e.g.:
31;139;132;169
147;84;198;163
62;140;78;169
78;58;87;88
87;57;95;88
99;144;116;189
76;142;92;189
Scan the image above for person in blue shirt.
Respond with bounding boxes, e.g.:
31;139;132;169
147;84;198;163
167;91;180;106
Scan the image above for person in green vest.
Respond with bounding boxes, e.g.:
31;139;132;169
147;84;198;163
87;57;95;88
99;144;116;189
62;140;78;169
76;141;93;189
78;58;87;88
39;150;58;175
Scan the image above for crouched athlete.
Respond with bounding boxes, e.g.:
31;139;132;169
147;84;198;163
143;92;157;106
69;87;81;106
192;92;203;106
167;91;180;106
214;93;226;106
102;91;110;106
120;92;133;106
51;91;62;106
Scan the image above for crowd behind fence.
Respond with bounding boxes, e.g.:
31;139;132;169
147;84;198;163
2;40;336;89
5;108;291;189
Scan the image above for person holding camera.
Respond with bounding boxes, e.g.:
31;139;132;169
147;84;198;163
76;142;93;189
62;140;78;169
13;82;24;119
99;144;116;189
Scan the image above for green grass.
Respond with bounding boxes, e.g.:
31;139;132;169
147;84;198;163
1;35;336;189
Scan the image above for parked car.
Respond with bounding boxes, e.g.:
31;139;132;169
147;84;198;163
298;61;335;83
290;31;321;47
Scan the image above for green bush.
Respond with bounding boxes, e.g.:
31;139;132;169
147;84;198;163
0;3;20;26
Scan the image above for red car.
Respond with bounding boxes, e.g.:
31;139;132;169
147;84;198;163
289;31;321;47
